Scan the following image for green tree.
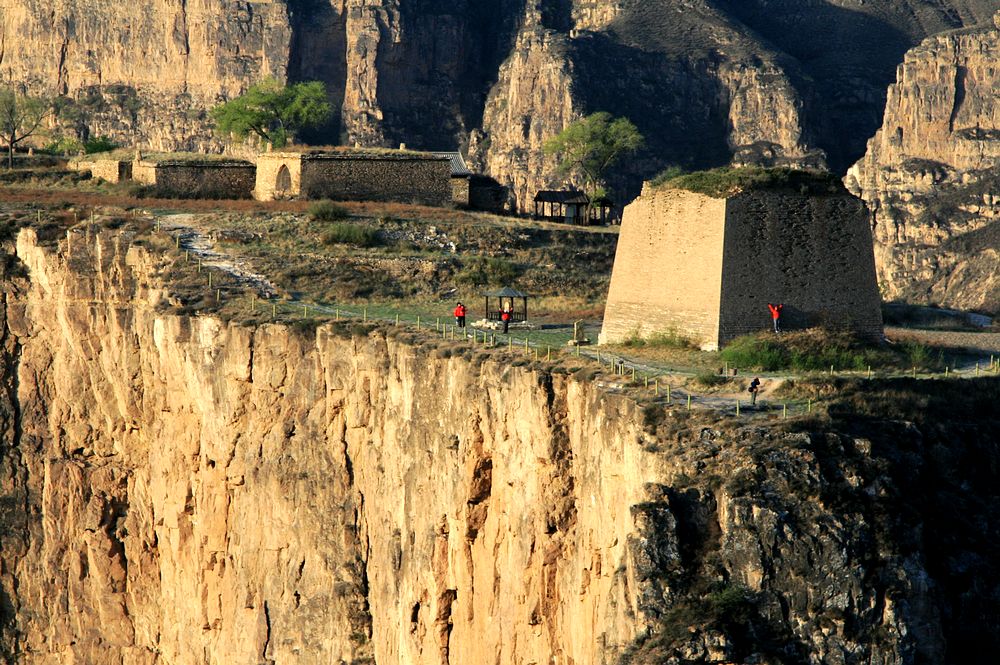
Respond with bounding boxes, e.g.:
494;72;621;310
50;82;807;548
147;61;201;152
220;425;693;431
0;86;52;169
210;78;331;148
543;112;644;203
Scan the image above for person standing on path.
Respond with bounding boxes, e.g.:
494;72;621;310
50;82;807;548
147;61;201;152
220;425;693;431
501;306;511;334
768;303;783;333
454;302;466;328
748;376;761;406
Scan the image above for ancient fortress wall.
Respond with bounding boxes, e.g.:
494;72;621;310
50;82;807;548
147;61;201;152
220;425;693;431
82;159;132;184
135;161;256;199
601;186;883;349
599;189;727;348
719;192;884;344
300;155;453;207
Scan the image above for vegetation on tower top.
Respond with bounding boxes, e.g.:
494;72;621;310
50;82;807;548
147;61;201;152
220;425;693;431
651;166;844;198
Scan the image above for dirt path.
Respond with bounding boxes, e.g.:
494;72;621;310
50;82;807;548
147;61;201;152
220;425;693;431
159;213;280;299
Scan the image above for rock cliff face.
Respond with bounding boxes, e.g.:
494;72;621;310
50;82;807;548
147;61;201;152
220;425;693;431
3;1;998;209
847;13;1000;313
0;225;998;663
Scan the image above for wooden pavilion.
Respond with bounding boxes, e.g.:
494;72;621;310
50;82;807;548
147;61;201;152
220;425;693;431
484;287;529;324
533;190;614;225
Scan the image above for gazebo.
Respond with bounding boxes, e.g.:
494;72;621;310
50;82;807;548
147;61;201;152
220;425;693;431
484;287;530;324
533;190;590;224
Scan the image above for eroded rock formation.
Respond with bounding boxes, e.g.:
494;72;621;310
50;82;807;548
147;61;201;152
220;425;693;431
0;225;998;663
3;1;998;209
847;12;1000;313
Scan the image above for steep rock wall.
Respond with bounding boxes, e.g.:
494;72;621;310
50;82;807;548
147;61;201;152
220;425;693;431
7;1;999;209
847;13;1000;312
0;227;997;663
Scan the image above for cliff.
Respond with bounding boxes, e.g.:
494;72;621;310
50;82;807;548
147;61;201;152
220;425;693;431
3;1;999;210
847;12;1000;313
0;222;998;663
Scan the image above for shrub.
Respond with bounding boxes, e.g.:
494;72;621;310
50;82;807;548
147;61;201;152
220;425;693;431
321;223;381;247
721;330;898;372
649;164;685;187
694;372;728;387
84;136;118;154
309;200;349;221
623;328;694;350
655;166;842;198
457;256;520;286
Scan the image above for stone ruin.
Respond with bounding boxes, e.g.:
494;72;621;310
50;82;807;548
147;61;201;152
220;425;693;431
599;183;884;350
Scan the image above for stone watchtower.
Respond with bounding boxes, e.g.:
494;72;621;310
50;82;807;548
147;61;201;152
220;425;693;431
599;176;883;350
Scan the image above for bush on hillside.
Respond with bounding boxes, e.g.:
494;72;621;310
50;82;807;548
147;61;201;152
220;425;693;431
321;223;381;247
309;200;349;221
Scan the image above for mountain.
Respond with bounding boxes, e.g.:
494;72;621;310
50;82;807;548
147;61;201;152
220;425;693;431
1;1;997;209
848;13;1000;313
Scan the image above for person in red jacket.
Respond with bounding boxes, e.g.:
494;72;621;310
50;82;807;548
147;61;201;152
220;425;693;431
768;303;783;333
454;302;466;328
501;306;511;334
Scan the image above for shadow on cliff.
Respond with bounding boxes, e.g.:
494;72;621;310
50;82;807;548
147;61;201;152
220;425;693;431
287;0;348;144
567;33;733;203
713;0;947;172
818;377;1000;663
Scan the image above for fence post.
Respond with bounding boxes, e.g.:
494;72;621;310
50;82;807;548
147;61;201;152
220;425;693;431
911;366;916;379
272;304;277;318
364;307;368;322
807;399;812;413
829;364;834;377
395;313;399;326
208;272;213;288
335;309;340;321
303;304;308;318
176;236;181;250
736;399;740;416
686;395;691;411
655;380;659;396
782;403;787;419
198;258;202;273
546;346;551;361
416;316;420;330
508;336;513;351
867;365;872;380
667;384;671;404
217;288;221;302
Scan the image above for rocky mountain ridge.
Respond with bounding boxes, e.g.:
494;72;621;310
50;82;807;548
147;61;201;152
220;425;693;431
0;223;997;663
2;1;998;209
848;11;1000;313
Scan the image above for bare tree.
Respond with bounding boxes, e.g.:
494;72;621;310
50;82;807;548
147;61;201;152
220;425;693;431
0;83;52;169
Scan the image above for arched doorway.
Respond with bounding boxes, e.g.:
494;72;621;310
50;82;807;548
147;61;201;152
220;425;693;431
275;164;292;197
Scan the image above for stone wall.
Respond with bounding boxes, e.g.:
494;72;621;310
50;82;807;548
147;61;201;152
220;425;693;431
600;186;883;349
254;152;303;201
599;188;727;348
300;154;452;207
451;176;471;207
136;161;256;199
719;191;884;344
87;159;132;184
